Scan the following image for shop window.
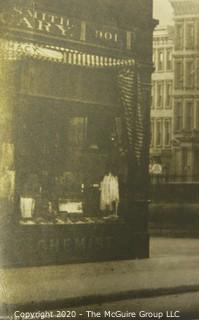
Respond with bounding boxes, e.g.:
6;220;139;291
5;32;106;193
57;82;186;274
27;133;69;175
67;117;87;147
185;60;194;89
174;102;183;132
164;119;171;146
87;113;112;151
175;61;183;89
175;23;184;50
185;102;193;131
18;109;122;225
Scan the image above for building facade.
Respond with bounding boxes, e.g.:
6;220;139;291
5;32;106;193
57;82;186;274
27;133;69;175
170;0;199;179
150;26;174;175
0;0;155;266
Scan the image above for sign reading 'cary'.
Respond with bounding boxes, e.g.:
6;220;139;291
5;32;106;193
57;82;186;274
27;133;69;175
0;7;135;51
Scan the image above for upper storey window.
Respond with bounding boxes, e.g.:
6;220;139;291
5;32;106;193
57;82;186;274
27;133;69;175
185;60;195;89
157;50;164;71
174;102;183;132
185;102;193;131
175;60;183;89
185;23;195;50
175;23;184;50
166;49;172;71
165;81;172;109
157;82;163;108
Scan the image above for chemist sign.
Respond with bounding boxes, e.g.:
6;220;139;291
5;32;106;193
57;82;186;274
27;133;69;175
0;7;135;51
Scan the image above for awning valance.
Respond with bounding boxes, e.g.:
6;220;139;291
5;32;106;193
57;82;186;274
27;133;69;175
0;39;135;68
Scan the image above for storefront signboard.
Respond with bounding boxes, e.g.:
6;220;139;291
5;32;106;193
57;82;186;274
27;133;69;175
0;7;135;51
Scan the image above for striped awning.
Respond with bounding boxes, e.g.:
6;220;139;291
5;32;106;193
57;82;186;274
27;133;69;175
0;39;135;68
118;68;145;164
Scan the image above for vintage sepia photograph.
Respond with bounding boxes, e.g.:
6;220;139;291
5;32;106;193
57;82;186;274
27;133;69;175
0;0;199;319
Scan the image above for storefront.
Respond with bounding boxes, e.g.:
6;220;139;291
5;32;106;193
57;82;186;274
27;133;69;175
0;0;155;266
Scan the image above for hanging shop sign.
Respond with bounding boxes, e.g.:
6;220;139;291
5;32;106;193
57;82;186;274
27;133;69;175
0;7;135;51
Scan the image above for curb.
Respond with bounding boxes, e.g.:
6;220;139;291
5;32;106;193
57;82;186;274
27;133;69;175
1;284;199;313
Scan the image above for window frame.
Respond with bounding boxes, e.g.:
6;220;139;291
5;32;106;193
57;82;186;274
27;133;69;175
174;101;183;132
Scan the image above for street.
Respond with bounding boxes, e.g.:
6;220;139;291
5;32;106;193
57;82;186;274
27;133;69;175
54;237;199;320
2;236;199;320
59;292;199;319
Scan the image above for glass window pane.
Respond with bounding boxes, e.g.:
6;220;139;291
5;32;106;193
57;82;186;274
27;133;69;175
174;102;182;131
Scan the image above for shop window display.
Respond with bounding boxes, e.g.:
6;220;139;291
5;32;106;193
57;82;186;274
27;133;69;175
18;107;124;225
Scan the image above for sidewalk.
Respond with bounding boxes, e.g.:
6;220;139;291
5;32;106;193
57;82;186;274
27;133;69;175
1;255;199;311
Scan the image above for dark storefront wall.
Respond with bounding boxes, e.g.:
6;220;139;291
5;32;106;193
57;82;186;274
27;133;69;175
0;0;155;266
0;59;150;267
19;61;119;105
0;57;151;266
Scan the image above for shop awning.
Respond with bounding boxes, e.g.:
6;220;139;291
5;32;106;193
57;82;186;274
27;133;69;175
0;38;146;165
0;39;135;68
